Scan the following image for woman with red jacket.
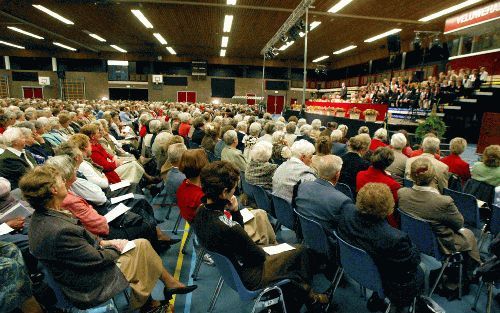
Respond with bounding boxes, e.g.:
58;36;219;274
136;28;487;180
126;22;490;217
441;137;471;185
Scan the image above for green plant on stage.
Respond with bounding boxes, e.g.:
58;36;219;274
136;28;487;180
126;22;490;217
415;113;446;140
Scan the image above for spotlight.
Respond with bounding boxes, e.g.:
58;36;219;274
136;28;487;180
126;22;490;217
296;19;305;31
288;26;300;41
280;34;289;43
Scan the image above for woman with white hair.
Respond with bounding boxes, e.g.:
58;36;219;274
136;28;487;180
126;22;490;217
386;133;408;183
243;122;261;160
271;131;291;165
245;141;278;190
221;129;247;172
310;119;322;140
142;119;162;158
296;118;307;135
337;124;348;144
330;129;347;156
38;117;64;147
284;122;297;147
369;128;388;151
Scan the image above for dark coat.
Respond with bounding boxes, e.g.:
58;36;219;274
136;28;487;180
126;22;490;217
338;152;370;199
0;149;37;189
29;210;128;309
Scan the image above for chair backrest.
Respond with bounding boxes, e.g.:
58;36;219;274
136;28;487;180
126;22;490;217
443;188;481;228
398;209;444;260
208;250;260;301
491;204;500;237
403;178;414;188
251;184;272;212
271;194;295;230
333;232;385;298
448;174;463;192
294;209;331;260
335;182;354;201
464;178;495;205
205;149;216;162
240;171;254;200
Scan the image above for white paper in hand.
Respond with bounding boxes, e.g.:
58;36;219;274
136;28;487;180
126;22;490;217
240;208;254;224
104;203;131;223
477;199;486;208
121;241;136;254
262;243;296;255
110;193;134;205
0;223;14;236
109;180;131;192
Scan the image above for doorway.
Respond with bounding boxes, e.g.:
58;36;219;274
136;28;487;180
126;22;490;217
266;95;285;114
22;87;43;99
177;91;197;103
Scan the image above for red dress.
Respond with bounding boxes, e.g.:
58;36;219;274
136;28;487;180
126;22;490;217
176;179;204;223
90;143;121;183
369;138;388;151
356;166;401;228
441;154;471;185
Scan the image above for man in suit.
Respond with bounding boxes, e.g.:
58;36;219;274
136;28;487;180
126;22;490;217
0;127;36;189
340;82;348;100
296;155;352;236
405;136;449;193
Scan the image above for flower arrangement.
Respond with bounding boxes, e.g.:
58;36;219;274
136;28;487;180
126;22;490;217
336;107;345;112
335;107;346;117
364;109;378;116
349;107;361;114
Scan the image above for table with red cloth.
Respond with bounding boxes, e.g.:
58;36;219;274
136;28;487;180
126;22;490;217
305;101;388;121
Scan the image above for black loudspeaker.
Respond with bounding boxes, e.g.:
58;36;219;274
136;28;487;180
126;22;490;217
413;71;424;82
57;70;66;79
387;34;401;53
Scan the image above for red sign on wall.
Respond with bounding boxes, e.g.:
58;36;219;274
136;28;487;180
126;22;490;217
444;1;500;34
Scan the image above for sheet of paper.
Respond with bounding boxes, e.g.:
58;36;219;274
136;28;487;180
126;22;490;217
110;193;134;205
262;243;296;256
0;223;14;236
0;203;34;224
109;180;131;192
104;203;132;223
121;240;136;254
240;208;254;224
477;199;486;208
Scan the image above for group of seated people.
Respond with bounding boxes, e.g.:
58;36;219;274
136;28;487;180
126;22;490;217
0;97;499;313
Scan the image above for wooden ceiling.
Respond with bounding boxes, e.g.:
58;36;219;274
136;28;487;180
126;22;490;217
0;0;490;68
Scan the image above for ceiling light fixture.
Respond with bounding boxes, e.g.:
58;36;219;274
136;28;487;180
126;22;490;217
220;49;226;57
108;60;129;66
131;9;153;28
89;33;106;42
419;0;483;22
153;33;168;45
32;5;74;25
312;55;329;62
110;44;127;53
7;27;44;39
166;47;176;55
0;40;25;49
53;42;76;51
223;15;234;32
364;28;402;43
221;36;229;48
227;0;237;5
328;0;353;13
278;41;295;51
333;45;357;54
299;21;322;37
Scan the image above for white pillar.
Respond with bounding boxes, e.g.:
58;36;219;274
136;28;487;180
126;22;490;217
52;57;57;71
4;56;10;70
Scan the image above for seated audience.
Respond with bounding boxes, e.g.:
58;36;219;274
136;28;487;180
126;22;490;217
338;183;422;310
201;122;220;154
272;140;316;203
330;129;347;156
405;136;449;193
471;144;499;187
214;125;233;160
284;122;297;147
21;166;196;312
178;112;191;138
242;122;261;160
245;141;278;190
369;128;388;151
235;121;247;152
338;135;370;199
441;137;471;185
191;116;206;146
386;133;408;184
310;119;322;140
221;129;247;172
357;126;370;135
410;133;441;160
297;124;315;144
258;122;275;143
0;128;36;189
192;161;327;312
398;130;413;158
315;136;332;156
271;131;291;164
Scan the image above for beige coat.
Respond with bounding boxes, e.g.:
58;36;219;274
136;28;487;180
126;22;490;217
405;153;450;193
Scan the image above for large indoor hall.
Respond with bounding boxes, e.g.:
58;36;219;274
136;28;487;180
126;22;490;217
0;0;499;313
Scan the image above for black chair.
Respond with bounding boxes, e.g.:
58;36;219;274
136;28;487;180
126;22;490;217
448;173;463;192
464;178;495;206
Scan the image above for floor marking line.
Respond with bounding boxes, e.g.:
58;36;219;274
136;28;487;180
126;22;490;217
170;222;190;306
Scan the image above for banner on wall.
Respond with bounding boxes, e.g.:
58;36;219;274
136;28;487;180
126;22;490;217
444;1;500;34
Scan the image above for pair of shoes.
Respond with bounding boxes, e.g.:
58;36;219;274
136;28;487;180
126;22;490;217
202;253;215;266
164;285;198;297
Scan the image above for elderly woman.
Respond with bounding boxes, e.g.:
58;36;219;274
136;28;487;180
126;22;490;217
142;119;162;158
284;122;297;147
16;125;49;164
330;129;347;156
20;165;196;312
315;136;332;156
215;125;234;160
178;112;191;138
201;122;220;154
338;135;370;199
471;144;500;187
0;128;37;189
310;119;322;140
441;137;471;185
243;122;261;160
271;131;291;164
357;147;400;228
369;128;388;151
387;133;409;183
191;116;206;146
193;161;326;311
258;121;275;143
298;124;315;144
338;183;422;310
337;124;349;144
58;112;75;136
245;141;278;190
221;129;247;172
38;117;64;147
358;126;370;135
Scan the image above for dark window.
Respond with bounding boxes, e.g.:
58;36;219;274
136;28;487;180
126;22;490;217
164;76;188;86
10;57;51;71
265;80;289;90
12;71;38;82
211;78;235;98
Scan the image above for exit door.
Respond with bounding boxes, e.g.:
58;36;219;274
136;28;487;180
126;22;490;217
177;91;196;103
23;87;43;99
266;95;285;114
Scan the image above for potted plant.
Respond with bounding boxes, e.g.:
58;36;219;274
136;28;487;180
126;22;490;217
349;107;361;119
415;113;446;141
364;109;378;122
336;107;346;117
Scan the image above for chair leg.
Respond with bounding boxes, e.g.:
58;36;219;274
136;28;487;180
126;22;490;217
472;280;484;311
409;297;417;313
487;282;494;313
384;301;391;313
207;277;224;313
429;257;450;297
182;227;193;254
172;213;182;235
458;261;463;299
165;204;173;220
191;247;205;281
